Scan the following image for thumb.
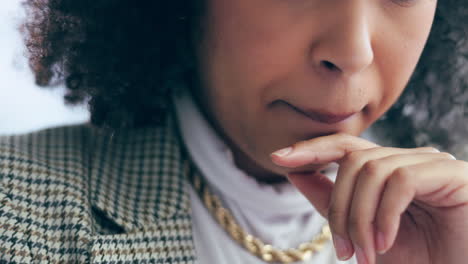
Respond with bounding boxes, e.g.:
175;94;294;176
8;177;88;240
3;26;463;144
287;171;334;219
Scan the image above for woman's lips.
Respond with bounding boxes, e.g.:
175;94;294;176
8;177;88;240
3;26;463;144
281;101;358;124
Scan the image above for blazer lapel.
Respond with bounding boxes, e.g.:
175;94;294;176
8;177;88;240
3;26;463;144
87;114;196;263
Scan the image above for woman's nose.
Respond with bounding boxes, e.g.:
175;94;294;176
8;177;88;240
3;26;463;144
309;3;374;80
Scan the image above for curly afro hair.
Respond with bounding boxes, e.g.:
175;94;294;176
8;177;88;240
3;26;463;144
21;0;468;159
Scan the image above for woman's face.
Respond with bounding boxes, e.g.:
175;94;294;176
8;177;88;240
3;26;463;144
194;0;437;179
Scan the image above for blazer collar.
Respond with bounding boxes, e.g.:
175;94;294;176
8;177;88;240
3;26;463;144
87;113;191;232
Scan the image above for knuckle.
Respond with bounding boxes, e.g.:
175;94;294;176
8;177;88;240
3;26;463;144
375;212;392;237
374;211;386;228
362;160;383;176
327;206;347;233
348;213;373;248
343;151;365;166
347;215;365;238
391;167;414;191
393;167;412;180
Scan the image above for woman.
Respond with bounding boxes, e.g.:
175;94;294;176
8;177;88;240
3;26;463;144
0;0;467;263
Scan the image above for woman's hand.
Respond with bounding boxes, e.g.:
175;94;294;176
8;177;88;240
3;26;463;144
271;133;468;264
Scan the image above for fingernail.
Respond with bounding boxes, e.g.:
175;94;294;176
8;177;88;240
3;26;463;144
355;244;368;264
332;233;352;260
271;147;293;157
375;231;386;254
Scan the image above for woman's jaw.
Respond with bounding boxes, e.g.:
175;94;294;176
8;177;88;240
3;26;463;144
193;0;437;183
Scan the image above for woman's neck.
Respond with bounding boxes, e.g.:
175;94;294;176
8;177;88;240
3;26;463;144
189;89;288;185
227;137;289;185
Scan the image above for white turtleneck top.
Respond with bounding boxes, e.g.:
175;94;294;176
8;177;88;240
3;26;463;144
173;90;361;264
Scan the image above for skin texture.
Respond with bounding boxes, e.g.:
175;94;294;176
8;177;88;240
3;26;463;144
194;0;438;182
23;0;468;159
271;134;468;264
193;0;468;263
21;0;468;263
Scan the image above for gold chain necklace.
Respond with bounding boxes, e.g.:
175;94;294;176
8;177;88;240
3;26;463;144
184;160;332;263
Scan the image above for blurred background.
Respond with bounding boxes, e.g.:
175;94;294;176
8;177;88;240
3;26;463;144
0;0;89;135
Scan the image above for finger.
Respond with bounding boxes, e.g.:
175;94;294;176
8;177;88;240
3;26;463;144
375;158;468;255
287;171;334;219
347;152;453;264
271;133;380;168
328;147;441;261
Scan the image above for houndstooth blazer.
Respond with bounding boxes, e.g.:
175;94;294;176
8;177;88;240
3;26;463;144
0;114;197;263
